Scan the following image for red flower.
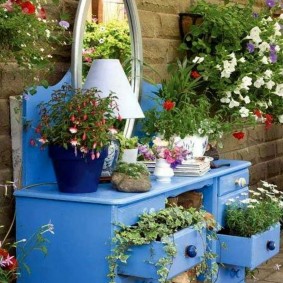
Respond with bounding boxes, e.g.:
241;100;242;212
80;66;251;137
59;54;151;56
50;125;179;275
254;109;262;118
232;131;245;140
264;114;273;129
37;7;46;19
163;100;175;111
21;1;35;14
191;70;201;79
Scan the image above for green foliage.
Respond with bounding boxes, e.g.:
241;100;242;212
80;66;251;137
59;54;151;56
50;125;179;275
0;223;54;282
116;133;138;149
141;58;231;143
37;85;120;153
107;206;218;283
225;181;283;237
114;162;149;179
0;0;71;88
83;19;131;80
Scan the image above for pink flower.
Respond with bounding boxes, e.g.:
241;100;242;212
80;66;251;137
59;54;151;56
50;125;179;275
80;146;88;154
1;0;13;12
69;127;78;134
70;138;79;146
38;137;48;144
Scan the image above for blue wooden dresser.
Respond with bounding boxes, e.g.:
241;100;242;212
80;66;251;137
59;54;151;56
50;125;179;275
15;159;280;283
15;74;280;282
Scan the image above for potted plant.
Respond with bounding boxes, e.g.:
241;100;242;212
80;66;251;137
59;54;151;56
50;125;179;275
217;181;282;269
111;162;151;193
107;206;218;283
36;84;120;193
138;137;189;182
116;133;139;163
181;0;283;137
141;58;231;151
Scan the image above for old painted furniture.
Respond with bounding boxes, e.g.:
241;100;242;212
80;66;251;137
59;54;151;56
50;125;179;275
15;158;281;283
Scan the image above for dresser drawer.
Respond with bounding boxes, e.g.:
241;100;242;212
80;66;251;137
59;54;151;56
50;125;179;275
115;196;165;226
218;169;249;196
118;227;206;280
217;187;249;228
215;264;245;283
217;223;280;270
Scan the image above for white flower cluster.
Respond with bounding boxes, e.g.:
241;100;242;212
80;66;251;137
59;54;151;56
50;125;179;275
226;181;283;209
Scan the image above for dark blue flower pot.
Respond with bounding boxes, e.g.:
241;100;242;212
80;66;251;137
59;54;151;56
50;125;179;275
49;146;108;193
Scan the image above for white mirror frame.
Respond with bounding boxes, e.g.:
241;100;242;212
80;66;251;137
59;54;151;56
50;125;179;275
71;0;143;138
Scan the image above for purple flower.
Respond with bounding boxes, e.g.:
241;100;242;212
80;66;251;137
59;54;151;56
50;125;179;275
270;52;277;63
266;0;275;7
252;12;259;18
59;20;70;30
247;42;255;53
270;44;276;52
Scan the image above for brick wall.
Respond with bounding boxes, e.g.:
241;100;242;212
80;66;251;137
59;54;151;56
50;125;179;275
137;0;283;189
0;1;72;239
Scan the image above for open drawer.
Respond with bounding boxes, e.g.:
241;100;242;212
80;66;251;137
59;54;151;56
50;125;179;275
216;223;280;270
118;227;206;279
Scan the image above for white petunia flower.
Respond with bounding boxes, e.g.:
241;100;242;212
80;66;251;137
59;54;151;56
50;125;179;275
221;97;230;103
229;99;240;108
247;26;262;44
264;70;273;78
274;22;281;36
261;56;269;64
193;56;204;64
266;80;275;90
238;57;246;63
254;77;265;88
258;42;270;53
243;96;251;104
239;76;252;90
274;84;283;97
239;106;249;117
278;115;283;123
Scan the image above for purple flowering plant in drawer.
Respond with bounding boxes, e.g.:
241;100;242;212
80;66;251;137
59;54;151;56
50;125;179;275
217;181;282;269
107;206;219;283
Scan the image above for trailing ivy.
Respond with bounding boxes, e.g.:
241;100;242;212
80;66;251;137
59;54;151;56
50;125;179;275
107;205;219;283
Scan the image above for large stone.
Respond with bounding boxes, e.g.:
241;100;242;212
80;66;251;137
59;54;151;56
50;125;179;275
111;172;151;193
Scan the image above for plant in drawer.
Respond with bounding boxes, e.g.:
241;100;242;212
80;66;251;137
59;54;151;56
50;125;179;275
217;181;282;269
107;206;218;283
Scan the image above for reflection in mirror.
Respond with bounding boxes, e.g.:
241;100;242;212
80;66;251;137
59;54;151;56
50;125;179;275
71;0;143;137
82;0;131;83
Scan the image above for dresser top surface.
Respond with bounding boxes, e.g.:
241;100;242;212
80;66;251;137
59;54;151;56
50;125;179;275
15;160;250;205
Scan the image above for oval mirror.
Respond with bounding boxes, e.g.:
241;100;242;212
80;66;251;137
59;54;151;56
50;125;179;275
71;0;143;137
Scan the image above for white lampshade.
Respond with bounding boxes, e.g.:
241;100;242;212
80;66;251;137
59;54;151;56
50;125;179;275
83;59;144;119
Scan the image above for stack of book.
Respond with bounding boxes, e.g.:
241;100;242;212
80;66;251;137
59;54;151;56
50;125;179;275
142;157;213;177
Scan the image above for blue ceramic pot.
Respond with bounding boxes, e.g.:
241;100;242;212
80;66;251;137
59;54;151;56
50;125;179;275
49;146;108;193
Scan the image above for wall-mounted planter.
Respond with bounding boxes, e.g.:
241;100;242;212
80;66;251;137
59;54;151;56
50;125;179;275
118;227;206;280
216;223;280;270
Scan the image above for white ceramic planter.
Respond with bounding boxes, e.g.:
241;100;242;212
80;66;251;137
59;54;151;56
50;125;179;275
153;158;174;183
174;135;208;159
121;148;138;163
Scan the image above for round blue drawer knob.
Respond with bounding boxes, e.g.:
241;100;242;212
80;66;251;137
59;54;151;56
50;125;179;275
267;241;276;251
230;268;240;278
186;245;197;258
